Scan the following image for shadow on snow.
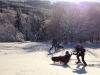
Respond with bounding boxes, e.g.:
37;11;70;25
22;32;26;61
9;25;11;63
22;42;50;53
72;65;87;74
50;63;71;68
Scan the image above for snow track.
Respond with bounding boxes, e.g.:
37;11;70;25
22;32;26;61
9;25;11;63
0;42;100;75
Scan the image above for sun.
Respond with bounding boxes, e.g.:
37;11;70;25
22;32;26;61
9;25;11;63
75;0;81;4
69;0;82;4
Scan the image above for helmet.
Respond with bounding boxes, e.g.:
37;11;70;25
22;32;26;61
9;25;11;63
74;45;77;48
66;51;69;54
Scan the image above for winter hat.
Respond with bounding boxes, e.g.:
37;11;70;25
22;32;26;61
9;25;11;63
66;51;69;54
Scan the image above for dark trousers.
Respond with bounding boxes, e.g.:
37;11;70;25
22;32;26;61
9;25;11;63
77;54;87;65
49;44;57;52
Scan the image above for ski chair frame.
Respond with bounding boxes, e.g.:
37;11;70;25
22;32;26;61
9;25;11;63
51;52;72;64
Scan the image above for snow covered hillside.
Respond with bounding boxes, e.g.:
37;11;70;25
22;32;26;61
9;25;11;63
0;42;100;75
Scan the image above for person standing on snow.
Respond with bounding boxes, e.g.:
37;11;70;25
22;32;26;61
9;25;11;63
49;39;57;53
74;45;87;66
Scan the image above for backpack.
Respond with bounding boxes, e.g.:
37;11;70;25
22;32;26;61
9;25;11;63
78;45;86;52
81;46;86;52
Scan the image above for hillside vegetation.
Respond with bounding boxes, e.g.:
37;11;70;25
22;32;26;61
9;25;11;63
0;0;100;43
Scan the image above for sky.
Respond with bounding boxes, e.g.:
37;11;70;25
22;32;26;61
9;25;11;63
49;0;100;3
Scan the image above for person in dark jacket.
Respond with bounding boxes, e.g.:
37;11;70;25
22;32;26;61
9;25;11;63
63;51;71;65
74;45;87;66
49;39;57;52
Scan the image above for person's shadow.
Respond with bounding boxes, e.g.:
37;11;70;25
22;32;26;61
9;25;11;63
72;65;87;74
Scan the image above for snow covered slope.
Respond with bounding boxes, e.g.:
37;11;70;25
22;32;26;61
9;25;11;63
0;42;100;75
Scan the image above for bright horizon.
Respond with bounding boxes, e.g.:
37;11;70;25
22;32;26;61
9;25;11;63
49;0;100;3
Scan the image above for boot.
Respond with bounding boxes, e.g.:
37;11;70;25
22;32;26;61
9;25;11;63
75;61;81;64
84;64;87;66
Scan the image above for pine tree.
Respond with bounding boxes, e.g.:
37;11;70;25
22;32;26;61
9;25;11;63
14;8;22;33
0;3;3;13
30;14;46;41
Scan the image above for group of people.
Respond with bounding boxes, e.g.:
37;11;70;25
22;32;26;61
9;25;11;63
49;39;87;66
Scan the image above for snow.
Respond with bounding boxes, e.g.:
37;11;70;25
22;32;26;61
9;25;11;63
0;42;100;75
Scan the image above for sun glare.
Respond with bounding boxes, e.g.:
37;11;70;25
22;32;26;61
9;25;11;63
69;0;87;4
70;0;81;4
